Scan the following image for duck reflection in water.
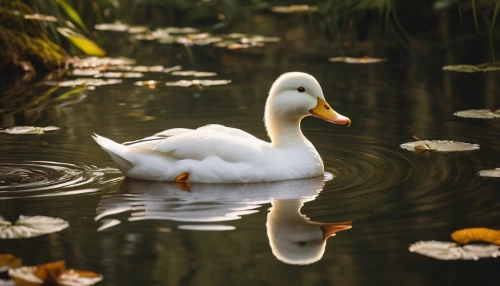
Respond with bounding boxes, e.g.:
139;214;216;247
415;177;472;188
96;175;352;265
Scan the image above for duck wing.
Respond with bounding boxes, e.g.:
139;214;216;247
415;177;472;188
153;125;270;163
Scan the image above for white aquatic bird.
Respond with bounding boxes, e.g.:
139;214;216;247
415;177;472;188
92;72;351;183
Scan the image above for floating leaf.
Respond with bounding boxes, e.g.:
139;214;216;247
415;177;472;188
452;228;500;245
165;79;231;87
400;140;479;152
126;65;164;72
242;36;281;43
271;5;318;13
9;261;102;286
135;34;157;41
72;57;136;69
171;71;217;77
454;109;500;119
187;32;211;40
69;69;101;76
409;240;500;260
163;65;182;73
193;37;223;46
94;22;128;31
134;81;160;89
478;168;500;178
127;26;149;34
159;27;199;34
0;254;21;273
0;126;60;135
46;79;122;87
0;215;69;239
23;14;57;22
329;56;387;64
57;28;105;57
443;63;500;72
94;72;143;78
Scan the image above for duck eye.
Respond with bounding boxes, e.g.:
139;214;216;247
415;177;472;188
297;87;305;93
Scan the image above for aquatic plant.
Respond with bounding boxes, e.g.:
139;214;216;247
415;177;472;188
0;0;67;72
0;0;111;73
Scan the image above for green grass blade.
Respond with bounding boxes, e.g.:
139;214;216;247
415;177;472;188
489;1;500;62
57;0;90;34
471;0;478;31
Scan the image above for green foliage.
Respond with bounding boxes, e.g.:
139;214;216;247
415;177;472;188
0;0;67;69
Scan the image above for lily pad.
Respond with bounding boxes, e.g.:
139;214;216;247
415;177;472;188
400;140;479;152
159;27;199;34
94;22;128;31
0;254;21;273
329;56;387;64
271;5;318;13
9;261;102;286
0;215;69;239
127;26;149;34
46;79;122;87
454;109;500;119
478;168;500;178
93;72;144;79
69;69;101;77
165;79;231;87
134;81;160;89
443;63;500;72
171;71;217;77
124;65;164;73
409;240;500;260
163;65;182;73
23;14;57;22
71;57;136;69
0;126;60;135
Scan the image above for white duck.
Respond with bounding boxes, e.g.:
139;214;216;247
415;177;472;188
92;72;351;183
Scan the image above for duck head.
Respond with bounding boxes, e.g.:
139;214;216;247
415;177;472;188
265;72;351;146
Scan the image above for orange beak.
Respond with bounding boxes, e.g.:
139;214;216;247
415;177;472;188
319;220;352;240
309;97;351;126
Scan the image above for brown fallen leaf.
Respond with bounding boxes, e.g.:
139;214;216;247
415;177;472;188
0;254;22;273
9;260;103;286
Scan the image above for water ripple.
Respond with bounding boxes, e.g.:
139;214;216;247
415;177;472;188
0;161;121;199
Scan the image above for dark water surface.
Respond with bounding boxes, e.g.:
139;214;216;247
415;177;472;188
1;33;500;285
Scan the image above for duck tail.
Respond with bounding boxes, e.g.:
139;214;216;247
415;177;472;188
92;133;134;173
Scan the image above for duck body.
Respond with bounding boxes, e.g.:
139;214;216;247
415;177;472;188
93;72;351;183
93;125;323;183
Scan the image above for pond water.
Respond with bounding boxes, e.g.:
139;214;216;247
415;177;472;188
1;19;500;286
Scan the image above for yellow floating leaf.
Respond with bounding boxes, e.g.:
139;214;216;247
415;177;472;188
452;228;500;245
